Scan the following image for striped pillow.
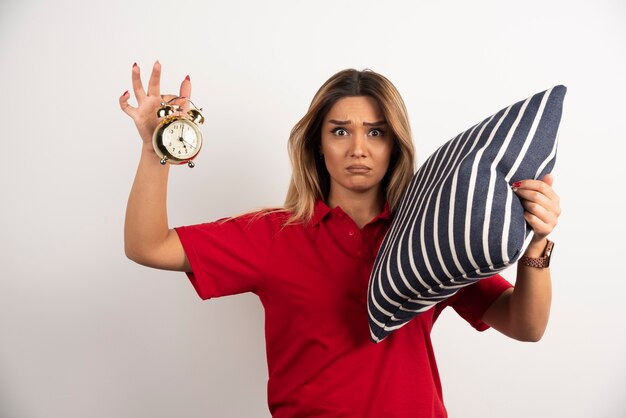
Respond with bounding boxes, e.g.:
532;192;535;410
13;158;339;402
368;86;567;343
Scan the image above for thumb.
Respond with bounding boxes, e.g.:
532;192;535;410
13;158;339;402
541;173;554;186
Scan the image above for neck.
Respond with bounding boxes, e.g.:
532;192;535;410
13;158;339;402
327;189;385;229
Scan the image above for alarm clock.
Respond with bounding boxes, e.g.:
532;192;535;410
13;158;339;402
152;97;204;167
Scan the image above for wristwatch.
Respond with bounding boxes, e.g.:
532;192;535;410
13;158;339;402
518;239;554;268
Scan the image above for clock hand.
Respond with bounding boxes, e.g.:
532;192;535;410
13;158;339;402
181;138;196;149
177;124;197;150
177;125;189;151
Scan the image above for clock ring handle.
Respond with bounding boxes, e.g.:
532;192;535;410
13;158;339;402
160;96;203;113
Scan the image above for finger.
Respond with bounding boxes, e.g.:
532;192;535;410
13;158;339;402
131;63;147;102
119;90;137;118
520;199;559;237
180;75;192;98
524;212;552;238
147;60;161;97
513;178;559;202
542;173;554;187
516;186;561;219
520;199;555;225
179;75;192;111
514;188;555;211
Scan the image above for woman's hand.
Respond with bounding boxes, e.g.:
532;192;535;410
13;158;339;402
512;173;561;245
483;173;560;341
119;60;192;144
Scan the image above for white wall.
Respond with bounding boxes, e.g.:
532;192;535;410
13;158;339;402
1;0;624;417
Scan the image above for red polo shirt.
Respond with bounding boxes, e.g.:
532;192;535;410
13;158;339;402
175;201;512;417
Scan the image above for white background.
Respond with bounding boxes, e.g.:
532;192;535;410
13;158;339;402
1;0;625;417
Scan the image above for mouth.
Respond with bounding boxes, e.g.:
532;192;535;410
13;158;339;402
346;165;372;174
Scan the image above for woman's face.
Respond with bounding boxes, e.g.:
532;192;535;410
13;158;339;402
320;96;394;201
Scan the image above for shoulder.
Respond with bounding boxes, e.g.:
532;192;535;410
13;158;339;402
216;207;300;235
226;207;291;225
176;209;295;258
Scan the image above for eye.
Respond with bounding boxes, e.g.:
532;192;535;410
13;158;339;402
331;127;349;136
369;128;386;137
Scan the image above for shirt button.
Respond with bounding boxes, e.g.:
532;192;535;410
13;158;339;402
348;230;355;236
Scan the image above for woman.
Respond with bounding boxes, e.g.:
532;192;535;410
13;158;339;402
120;61;560;417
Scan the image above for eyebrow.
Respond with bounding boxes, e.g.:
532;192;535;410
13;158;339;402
328;119;388;126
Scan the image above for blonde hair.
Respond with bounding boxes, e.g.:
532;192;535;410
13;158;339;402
283;69;415;224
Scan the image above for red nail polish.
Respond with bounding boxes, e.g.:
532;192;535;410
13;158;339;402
512;181;522;188
185;75;190;81
121;90;128;97
133;62;137;68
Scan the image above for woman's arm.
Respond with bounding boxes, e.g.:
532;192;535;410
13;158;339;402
120;61;191;272
482;174;560;341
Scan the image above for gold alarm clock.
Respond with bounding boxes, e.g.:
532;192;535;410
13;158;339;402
152;97;205;167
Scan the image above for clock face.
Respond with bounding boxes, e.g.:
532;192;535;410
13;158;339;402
161;120;200;159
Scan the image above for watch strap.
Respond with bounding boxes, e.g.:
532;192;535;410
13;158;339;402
518;239;554;268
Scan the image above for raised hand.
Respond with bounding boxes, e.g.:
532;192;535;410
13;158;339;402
119;60;192;144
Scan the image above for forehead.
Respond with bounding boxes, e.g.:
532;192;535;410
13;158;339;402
324;96;384;122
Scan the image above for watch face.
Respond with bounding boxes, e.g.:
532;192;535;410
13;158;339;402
160;120;201;160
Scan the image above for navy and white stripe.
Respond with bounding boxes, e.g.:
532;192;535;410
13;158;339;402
368;86;567;342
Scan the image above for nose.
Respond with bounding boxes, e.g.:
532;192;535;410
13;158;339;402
349;134;367;158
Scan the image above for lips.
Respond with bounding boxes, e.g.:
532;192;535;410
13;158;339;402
346;165;372;174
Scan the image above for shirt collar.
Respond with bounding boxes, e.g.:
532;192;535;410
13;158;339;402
311;199;391;227
311;200;332;226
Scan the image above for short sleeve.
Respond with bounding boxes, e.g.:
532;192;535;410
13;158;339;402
174;213;277;300
444;274;513;331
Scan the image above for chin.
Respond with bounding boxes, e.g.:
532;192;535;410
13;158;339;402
346;182;378;193
330;176;384;196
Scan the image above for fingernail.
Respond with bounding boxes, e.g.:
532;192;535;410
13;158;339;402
121;90;128;97
512;181;522;188
133;62;137;68
511;187;518;192
180;96;187;99
185;75;190;81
